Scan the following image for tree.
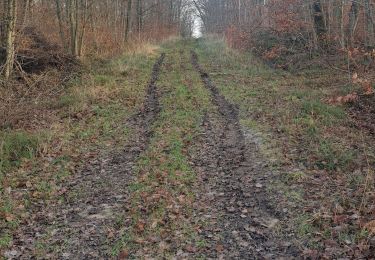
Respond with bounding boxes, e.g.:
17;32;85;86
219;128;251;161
125;0;132;41
3;0;17;79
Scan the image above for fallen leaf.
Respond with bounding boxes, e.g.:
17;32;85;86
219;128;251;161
107;230;115;239
216;244;224;252
119;250;129;260
136;220;145;233
185;245;197;253
364;220;375;234
363;82;374;95
5;213;15;222
261;218;279;229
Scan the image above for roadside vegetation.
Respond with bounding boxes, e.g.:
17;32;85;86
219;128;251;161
193;37;374;257
1;0;374;258
0;45;159;253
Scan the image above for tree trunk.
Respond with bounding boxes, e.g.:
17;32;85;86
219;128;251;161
312;0;326;40
55;0;68;50
125;0;132;41
3;0;17;80
340;0;346;48
68;0;79;56
348;1;359;47
364;0;375;47
136;0;143;39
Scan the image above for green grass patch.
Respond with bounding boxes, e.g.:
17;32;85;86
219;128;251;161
192;37;374;254
0;46;159;254
0;131;39;173
118;41;213;257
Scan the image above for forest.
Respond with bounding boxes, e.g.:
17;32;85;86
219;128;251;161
0;0;374;258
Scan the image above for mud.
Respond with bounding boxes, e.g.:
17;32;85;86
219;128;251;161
349;94;375;135
191;51;300;259
8;54;165;259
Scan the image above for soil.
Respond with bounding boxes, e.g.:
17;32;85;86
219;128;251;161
349;94;375;135
6;47;309;258
190;51;300;258
5;53;165;259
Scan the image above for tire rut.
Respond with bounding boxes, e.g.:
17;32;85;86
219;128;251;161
191;51;299;259
10;53;166;259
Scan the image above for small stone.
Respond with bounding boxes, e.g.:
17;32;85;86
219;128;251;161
266;219;280;229
244;225;256;232
255;183;263;188
239;241;249;247
4;250;19;258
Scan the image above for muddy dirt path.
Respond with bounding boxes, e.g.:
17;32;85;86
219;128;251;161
8;54;165;259
191;51;300;259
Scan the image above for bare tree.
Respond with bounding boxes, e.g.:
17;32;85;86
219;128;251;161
3;0;17;79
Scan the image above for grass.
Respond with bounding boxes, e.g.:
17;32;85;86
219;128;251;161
0;132;39;174
1;37;373;257
192;36;374;254
116;41;213;257
0;47;159;254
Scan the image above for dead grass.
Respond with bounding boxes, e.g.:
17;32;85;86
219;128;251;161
193;37;374;258
115;41;212;257
0;44;158;254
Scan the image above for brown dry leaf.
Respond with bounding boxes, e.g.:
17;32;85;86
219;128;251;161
364;220;375;234
328;93;358;104
134;238;146;244
216;244;224;252
363;82;374;95
118;250;129;260
342;93;358;103
107;230;115;239
177;195;186;203
5;213;15;222
136;220;145;233
185;245;197;253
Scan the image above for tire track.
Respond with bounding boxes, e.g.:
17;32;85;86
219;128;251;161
191;51;299;259
10;53;165;259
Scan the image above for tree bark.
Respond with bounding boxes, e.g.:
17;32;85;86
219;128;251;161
3;0;17;80
55;0;68;50
348;1;359;47
125;0;132;41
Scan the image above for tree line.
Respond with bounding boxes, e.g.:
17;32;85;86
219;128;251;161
0;0;192;80
194;0;375;52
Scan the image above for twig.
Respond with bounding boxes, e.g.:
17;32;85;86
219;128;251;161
14;60;33;87
359;132;374;213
